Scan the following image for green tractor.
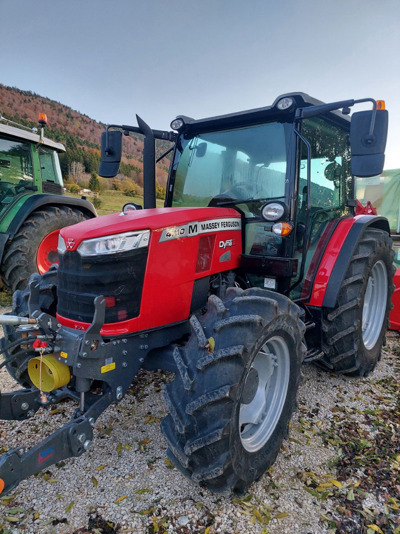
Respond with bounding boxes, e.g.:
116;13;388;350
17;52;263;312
0;113;97;291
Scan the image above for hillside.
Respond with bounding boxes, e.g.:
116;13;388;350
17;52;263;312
0;84;171;187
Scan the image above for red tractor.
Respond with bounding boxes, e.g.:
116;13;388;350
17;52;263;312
0;93;393;496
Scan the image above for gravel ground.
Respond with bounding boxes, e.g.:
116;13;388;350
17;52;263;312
0;308;399;534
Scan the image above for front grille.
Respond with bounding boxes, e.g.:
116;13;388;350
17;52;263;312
57;248;148;324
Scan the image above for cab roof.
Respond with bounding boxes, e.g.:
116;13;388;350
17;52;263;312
0;123;66;152
175;92;350;133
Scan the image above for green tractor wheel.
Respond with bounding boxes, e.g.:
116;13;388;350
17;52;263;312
1;206;89;292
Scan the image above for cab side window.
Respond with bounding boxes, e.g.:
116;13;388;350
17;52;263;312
299;117;351;214
292;117;351;300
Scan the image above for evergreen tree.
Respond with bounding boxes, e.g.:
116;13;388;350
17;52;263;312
89;171;101;192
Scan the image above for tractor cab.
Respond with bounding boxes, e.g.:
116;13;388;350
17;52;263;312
0;118;65;210
163;94;385;298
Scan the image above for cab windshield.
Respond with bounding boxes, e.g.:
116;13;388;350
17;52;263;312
171;122;289;214
0;137;33;182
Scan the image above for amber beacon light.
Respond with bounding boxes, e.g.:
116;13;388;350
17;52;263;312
38;113;48;126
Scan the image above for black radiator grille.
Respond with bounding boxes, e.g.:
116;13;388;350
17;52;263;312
57;247;148;323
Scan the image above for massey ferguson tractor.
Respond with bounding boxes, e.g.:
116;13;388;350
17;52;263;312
0;93;393;496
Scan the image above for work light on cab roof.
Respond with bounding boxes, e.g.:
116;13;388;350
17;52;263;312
170;118;185;131
276;96;295;110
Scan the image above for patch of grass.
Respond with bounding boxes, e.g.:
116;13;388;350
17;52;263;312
0;290;12;307
66;190;164;216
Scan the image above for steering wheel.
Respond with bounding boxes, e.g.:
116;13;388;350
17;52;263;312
227;182;249;199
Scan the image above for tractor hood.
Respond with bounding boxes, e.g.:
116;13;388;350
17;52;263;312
59;206;241;252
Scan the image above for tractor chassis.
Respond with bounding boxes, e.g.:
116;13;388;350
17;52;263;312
0;293;188;495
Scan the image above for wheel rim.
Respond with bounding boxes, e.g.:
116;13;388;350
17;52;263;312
239;335;290;453
362;260;388;350
36;229;60;274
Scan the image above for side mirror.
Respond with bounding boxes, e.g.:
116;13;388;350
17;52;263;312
99;130;122;178
350;109;388;177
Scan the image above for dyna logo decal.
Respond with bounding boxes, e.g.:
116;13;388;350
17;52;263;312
219;239;234;249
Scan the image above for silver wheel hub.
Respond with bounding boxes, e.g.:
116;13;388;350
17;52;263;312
239;335;290;453
362;260;388;350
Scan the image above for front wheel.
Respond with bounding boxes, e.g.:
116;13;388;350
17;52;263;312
320;228;394;376
1;206;89;292
161;287;305;494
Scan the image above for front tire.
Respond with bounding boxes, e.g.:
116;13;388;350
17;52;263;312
1;206;89;292
320;228;394;376
161;287;305;494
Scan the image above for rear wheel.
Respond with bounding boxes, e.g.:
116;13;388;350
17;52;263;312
161;287;305;494
320;228;394;376
1;206;89;292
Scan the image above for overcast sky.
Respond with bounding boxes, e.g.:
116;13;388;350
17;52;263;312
1;0;399;168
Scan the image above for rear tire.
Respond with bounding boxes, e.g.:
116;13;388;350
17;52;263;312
320;228;394;377
161;287;305;494
1;206;89;292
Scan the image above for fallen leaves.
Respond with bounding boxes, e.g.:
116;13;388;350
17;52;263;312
164;458;174;469
65;501;74;513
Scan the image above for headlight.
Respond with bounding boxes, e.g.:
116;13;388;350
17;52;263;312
261;202;286;221
77;230;150;257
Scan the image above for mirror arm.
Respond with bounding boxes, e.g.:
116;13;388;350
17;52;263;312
152;129;177;142
121;124;176;142
106;124;176;143
296;99;356;120
296;97;378;139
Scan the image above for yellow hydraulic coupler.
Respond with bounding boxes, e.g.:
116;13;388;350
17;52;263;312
28;355;71;392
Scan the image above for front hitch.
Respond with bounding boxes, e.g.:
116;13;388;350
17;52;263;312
0;287;188;496
0;389;112;496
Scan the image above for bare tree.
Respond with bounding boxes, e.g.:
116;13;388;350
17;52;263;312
69;161;85;184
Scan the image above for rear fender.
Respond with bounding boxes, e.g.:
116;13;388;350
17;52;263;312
306;215;390;308
0;195;97;265
5;195;97;236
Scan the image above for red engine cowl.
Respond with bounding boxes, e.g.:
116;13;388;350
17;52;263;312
56;207;242;335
